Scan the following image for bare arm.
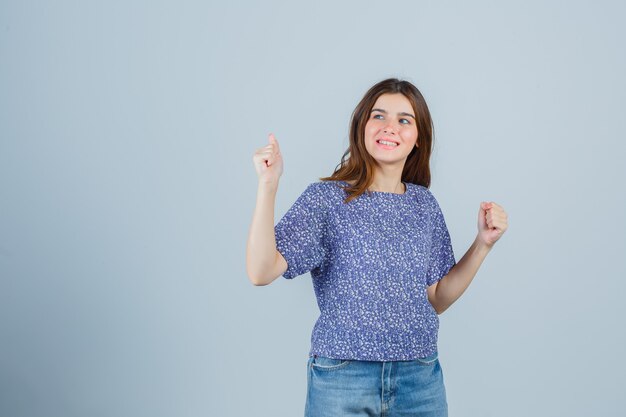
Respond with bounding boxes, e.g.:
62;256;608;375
427;236;490;314
427;201;509;314
246;133;288;286
246;181;288;286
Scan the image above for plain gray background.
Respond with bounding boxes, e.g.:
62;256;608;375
1;0;625;416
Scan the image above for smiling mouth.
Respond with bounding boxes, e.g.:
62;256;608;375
376;139;399;148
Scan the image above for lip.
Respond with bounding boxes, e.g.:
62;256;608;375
376;138;399;150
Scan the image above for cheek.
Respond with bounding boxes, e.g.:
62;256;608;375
364;121;380;137
403;128;418;142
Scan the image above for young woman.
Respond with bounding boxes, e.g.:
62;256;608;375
247;78;508;417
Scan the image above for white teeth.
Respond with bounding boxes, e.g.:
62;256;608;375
378;140;397;147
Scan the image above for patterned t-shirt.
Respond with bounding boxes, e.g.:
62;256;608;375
274;180;456;361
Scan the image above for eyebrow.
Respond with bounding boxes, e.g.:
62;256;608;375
370;108;415;119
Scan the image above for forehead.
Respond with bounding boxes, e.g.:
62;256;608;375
372;93;413;112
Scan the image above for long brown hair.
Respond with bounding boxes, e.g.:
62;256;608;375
319;78;435;203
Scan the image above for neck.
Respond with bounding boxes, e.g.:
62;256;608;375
369;170;405;194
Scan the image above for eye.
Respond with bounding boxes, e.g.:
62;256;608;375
373;114;384;120
399;118;411;125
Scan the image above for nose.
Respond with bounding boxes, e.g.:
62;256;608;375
383;121;399;134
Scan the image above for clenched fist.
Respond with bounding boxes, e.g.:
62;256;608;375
477;201;508;248
253;133;284;185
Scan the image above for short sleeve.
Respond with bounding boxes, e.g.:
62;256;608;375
274;183;328;279
426;193;456;286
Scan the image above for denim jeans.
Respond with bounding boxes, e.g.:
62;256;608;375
304;351;447;417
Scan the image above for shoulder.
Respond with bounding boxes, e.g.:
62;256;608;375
306;180;348;197
408;183;444;213
408;182;433;201
294;180;342;207
300;180;355;210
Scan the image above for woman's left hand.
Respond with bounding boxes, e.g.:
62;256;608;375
477;201;508;248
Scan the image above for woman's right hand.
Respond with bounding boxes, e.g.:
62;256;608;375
253;133;284;185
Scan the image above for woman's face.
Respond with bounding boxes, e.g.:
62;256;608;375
363;93;418;167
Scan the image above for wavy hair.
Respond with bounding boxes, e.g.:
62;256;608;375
319;78;435;203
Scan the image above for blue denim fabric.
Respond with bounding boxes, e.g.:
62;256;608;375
304;351;447;417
